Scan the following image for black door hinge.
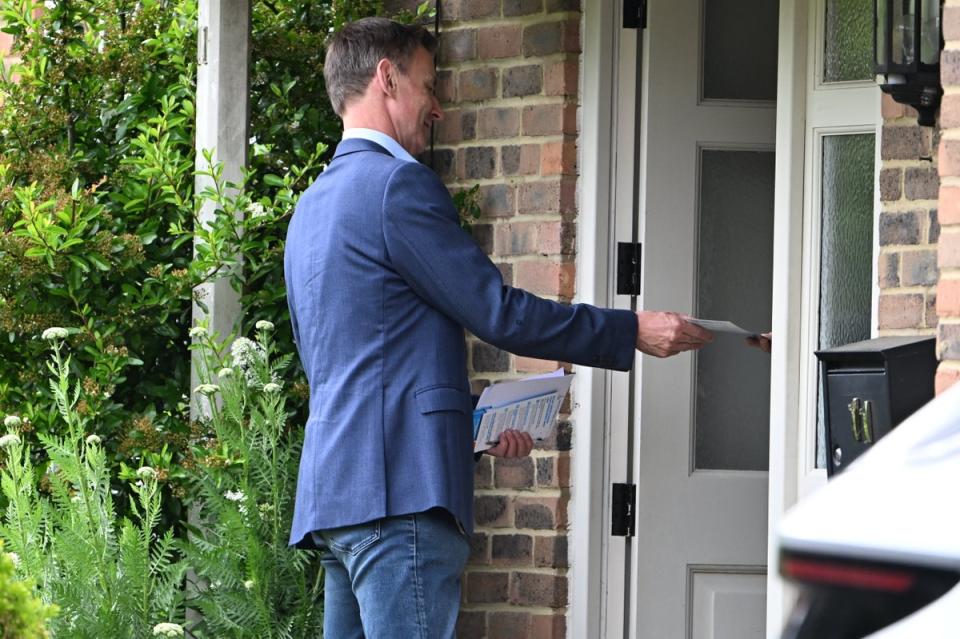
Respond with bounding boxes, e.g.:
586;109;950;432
623;0;647;29
616;242;642;296
611;483;636;537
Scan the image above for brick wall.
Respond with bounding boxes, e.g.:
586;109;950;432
878;93;940;337
937;1;960;392
387;0;581;636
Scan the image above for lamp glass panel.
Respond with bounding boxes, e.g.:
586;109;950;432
694;149;774;472
816;134;875;468
921;0;940;64
891;0;915;65
876;0;886;67
825;0;874;81
702;0;778;101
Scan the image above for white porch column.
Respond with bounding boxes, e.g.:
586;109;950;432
192;0;250;345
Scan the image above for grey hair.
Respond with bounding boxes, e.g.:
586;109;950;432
324;17;438;116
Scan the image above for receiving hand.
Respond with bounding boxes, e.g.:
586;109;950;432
746;332;772;353
635;311;713;358
485;429;534;458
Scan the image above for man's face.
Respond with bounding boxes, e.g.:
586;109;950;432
387;46;443;156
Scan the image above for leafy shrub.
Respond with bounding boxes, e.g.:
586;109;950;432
0;332;184;638
180;322;320;638
0;542;56;639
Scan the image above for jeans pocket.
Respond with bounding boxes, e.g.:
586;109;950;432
323;520;382;556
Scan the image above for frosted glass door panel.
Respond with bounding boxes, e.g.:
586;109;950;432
824;0;873;82
816;133;875;467
702;0;778;101
694;150;774;472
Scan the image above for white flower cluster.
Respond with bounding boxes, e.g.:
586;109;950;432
255;320;274;332
248;202;269;219
263;382;282;394
193;384;220;396
136;466;157;481
3;416;21;429
7;552;19;568
0;434;21;448
217;367;234;379
85;434;101;446
152;622;184;637
224;489;248;515
244;579;255;590
189;326;207;338
230;337;267;387
41;327;69;341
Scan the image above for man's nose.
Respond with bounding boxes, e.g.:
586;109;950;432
431;96;443;121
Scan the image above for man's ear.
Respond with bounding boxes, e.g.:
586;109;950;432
374;58;396;96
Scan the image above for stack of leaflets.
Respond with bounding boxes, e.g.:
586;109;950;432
472;369;574;453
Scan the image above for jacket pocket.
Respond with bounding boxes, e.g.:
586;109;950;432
415;385;471;415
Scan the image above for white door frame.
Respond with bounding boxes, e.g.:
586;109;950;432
576;1;810;637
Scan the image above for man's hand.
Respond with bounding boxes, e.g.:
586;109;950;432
746;332;772;353
635;311;713;358
485;429;534;458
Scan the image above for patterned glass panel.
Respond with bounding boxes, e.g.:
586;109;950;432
816;133;875;467
824;0;873;82
694;150;775;472
702;0;778;101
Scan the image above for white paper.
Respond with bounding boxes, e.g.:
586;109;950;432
687;317;758;337
473;370;574;453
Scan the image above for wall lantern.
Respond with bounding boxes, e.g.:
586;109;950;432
874;0;944;126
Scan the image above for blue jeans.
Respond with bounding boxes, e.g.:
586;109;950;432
315;508;470;639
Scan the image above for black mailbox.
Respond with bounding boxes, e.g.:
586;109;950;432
816;336;936;476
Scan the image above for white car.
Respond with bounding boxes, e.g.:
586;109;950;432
777;382;960;638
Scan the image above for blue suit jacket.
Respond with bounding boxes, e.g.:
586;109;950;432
284;138;637;547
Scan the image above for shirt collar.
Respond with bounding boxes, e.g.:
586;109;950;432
342;128;417;163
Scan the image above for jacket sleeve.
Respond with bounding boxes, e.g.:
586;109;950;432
381;161;637;371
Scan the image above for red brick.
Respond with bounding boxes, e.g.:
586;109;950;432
480;184;516;217
511;572;567;608
494;457;535;489
516;260;575;297
516;356;562;373
941;93;960;129
904;166;939;200
522;102;577;136
879;168;902;201
946;6;960;42
544;59;578;96
459;0;500;20
879;252;900;289
940;186;960;224
475;494;512;527
942;49;960;86
935;365;960;394
878;293;925;329
495;222;537;255
491;534;534;565
478;25;522;59
882;125;923;160
502;144;541;176
938;279;960;317
563;18;580;53
488;612;531;639
938;323;960;359
466;571;510;603
514;495;568;530
533;535;568;568
535;452;569;487
926;292;939;329
440;28;476;64
470;532;491;565
881;93;907;120
477;106;520;138
536;221;569;254
456;610;486;639
939;137;960;177
437;109;464;144
436;69;456;103
530;614;566;639
541;139;577;175
901;249;939;286
504;0;543;16
475;454;493;489
459;68;499;102
939;230;960;268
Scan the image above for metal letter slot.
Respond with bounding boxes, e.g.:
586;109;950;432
848;397;862;442
861;400;873;443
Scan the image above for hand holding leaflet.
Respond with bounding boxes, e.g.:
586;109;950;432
472;370;573;453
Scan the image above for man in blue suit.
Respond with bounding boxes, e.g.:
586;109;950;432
284;17;713;638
